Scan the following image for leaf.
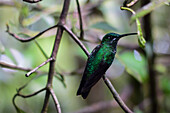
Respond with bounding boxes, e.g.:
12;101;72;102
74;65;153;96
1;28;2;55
131;0;170;22
118;51;148;83
90;21;117;31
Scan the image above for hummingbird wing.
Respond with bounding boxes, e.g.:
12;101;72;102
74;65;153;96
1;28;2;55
77;45;114;99
77;45;101;97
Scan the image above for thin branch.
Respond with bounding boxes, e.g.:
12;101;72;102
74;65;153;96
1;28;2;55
25;57;54;77
63;25;89;56
102;76;133;113
18;87;46;98
127;0;138;7
34;40;49;59
6;24;58;42
12;84;46;112
23;0;42;3
41;0;71;112
49;88;61;113
123;0;139;7
76;0;84;39
0;61;32;72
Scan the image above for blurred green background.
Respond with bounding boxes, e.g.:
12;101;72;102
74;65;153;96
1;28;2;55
0;0;170;113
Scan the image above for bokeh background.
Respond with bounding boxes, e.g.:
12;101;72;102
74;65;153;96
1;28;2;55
0;0;170;113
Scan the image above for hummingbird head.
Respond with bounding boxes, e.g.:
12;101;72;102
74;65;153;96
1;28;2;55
101;32;137;45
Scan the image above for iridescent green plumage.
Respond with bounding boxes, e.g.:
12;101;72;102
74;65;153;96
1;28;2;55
77;32;137;99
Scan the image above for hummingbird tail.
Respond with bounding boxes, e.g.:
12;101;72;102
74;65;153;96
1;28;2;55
76;87;81;96
77;86;90;99
81;90;90;99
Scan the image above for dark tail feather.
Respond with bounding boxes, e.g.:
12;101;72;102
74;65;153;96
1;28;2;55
81;90;90;99
77;86;82;96
77;86;90;99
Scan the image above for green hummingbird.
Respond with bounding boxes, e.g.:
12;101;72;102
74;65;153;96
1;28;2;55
77;32;137;99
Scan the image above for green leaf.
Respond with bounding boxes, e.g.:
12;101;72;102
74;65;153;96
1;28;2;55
118;51;148;83
131;0;170;22
90;21;117;31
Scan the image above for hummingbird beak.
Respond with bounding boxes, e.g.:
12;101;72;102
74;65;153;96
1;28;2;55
119;33;137;38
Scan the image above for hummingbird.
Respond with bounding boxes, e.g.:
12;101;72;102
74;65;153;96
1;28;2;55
77;32;137;99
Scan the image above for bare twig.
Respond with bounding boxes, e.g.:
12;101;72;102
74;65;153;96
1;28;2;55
18;87;46;98
103;76;133;113
25;57;54;77
123;0;138;7
49;88;61;113
34;40;49;59
13;87;46;112
76;0;84;39
0;61;32;72
63;25;89;56
23;0;42;3
6;24;58;42
127;0;138;7
41;0;71;112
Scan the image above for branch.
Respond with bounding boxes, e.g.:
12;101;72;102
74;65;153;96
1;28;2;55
102;76;133;113
76;0;84;39
6;24;58;42
25;57;54;77
63;25;89;56
12;83;46;112
18;87;46;98
23;0;42;3
123;0;139;7
49;88;61;113
41;0;71;112
0;61;32;72
13;88;46;112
